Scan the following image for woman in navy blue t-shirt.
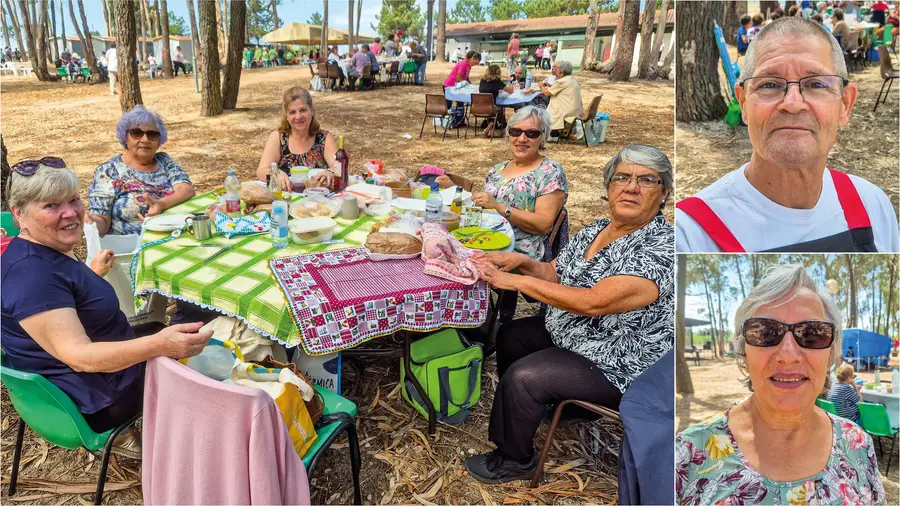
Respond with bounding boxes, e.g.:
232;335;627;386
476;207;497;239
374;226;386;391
1;159;212;459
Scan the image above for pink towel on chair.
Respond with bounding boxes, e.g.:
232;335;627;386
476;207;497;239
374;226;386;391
421;223;479;285
142;356;310;505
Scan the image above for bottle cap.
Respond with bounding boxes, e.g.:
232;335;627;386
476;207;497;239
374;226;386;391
227;170;236;176
431;182;440;191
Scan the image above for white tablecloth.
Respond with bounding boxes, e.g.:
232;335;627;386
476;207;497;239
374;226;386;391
860;388;899;429
444;85;541;106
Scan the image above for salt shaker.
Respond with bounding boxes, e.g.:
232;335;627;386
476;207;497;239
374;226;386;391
341;195;359;220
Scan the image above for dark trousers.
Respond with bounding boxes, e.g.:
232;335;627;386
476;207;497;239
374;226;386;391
173;61;186;76
488;316;622;462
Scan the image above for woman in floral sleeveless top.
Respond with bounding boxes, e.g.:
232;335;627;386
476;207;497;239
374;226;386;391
257;86;338;191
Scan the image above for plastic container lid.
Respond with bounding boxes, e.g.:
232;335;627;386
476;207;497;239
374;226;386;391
290;166;310;175
288;216;337;234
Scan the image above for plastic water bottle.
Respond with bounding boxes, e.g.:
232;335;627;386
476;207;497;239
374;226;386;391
892;367;899;394
525;71;532;90
270;200;288;249
224;170;241;216
425;183;443;223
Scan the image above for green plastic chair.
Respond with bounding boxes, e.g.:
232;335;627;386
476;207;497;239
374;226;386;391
0;358;139;505
402;60;416;84
56;66;69;81
1;211;20;236
816;397;837;415
858;401;899;475
304;385;361;505
80;67;92;81
876;24;894;47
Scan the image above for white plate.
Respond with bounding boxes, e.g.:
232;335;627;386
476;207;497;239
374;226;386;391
143;214;192;232
391;197;427;212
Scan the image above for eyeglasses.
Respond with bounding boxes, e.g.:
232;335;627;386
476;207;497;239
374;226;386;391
11;156;67;177
609;173;662;189
742;317;835;350
127;128;161;141
739;75;849;103
507;128;543;139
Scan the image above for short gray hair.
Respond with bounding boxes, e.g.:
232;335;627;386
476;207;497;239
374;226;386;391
7;164;80;220
506;106;552;148
556;60;573;76
602;144;673;208
742;17;848;82
732;264;843;392
116;105;168;148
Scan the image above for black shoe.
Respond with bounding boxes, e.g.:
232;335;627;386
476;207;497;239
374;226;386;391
465;450;538;484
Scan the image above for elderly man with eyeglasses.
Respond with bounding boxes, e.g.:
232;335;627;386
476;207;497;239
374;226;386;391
676;17;899;253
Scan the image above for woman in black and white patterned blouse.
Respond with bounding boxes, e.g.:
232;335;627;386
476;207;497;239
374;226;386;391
465;144;675;484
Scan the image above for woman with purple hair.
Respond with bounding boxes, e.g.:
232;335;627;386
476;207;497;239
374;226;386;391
88;106;195;236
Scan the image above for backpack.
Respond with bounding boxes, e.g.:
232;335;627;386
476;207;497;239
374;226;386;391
400;329;482;424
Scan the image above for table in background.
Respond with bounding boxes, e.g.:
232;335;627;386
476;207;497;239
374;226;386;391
444;85;541;107
860;388;899;429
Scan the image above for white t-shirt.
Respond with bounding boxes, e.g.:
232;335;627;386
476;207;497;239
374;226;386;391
675;164;899;252
106;47;117;72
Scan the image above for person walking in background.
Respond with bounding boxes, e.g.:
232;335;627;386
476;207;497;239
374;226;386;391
173;46;186;76
737;15;751;60
534;45;543;70
106;42;118;95
506;33;520;74
409;41;428;85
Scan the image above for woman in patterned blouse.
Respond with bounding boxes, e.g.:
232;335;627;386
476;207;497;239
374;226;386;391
256;86;338;191
88;106;195;236
465;144;674;484
676;265;885;505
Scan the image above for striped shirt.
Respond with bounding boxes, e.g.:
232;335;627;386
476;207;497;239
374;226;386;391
827;383;861;423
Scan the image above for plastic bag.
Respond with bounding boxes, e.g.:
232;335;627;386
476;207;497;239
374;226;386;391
181;342;235;381
200;316;288;363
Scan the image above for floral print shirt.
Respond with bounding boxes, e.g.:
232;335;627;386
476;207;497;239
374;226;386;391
88;152;192;236
544;213;674;393
483;157;568;261
676;409;886;505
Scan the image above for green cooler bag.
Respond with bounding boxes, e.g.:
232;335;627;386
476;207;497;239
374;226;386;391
400;329;482;424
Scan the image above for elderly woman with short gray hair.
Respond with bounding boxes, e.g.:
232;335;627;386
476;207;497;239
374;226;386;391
676;265;885;505
88;105;194;236
465;144;674;484
538;60;583;138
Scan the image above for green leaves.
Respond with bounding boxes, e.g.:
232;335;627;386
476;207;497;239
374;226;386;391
448;0;487;24
372;0;424;41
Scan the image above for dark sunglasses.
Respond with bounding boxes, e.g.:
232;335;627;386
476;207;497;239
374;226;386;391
742;317;835;350
508;128;543;139
11;156;67;177
128;128;161;141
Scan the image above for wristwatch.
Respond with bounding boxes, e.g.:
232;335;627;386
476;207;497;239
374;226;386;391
503;205;512;218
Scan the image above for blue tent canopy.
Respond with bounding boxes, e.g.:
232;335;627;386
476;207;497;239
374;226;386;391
842;328;892;367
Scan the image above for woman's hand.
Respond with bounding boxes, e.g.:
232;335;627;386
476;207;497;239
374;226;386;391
471;250;527;272
478;261;521;291
90;249;115;277
141;192;165;218
435;175;454;189
311;170;335;189
471;191;500;211
277;171;292;192
154;322;214;359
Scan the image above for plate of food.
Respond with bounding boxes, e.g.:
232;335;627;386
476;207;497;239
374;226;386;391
143;214;192;232
290;197;339;218
451;227;511;251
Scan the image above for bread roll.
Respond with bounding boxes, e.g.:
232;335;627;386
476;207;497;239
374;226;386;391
365;232;422;255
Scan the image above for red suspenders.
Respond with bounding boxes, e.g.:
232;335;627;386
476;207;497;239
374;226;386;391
676;169;871;252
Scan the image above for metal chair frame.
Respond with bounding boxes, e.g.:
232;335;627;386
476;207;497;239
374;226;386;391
420;94;460;142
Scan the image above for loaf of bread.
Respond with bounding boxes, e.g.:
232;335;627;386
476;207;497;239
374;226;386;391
365;232;422;255
240;184;275;206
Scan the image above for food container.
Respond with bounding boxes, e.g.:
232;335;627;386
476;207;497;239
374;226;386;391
290;167;309;193
441;211;461;232
289;217;337;245
290;196;340;219
303;187;331;198
386;181;412;198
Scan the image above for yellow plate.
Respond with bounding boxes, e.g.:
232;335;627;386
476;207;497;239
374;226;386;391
452;227;511;251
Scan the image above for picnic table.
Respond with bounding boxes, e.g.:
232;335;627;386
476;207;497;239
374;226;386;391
860;388;899;429
133;189;506;434
445;84;541;107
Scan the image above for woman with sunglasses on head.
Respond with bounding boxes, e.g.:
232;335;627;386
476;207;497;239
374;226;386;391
87;106;194;237
676;265;885;505
465;144;674;484
2;159;213;459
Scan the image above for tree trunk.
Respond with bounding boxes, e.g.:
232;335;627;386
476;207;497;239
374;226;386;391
676;0;728;121
597;0;638;80
436;0;446;62
36;0;50;68
676;255;694;394
106;0;114;36
715;269;727;356
701;268;719;359
58;0;64;51
356;0;362;45
67;0;86;58
222;0;244;110
100;0;109;35
18;0;51;78
0;3;10;51
5;0;25;60
319;0;327;56
243;3;248;44
734;256;746;298
187;0;200;68
759;1;779;18
611;0;624;54
214;0;226;64
199;0;223;116
41;4;53;63
138;0;148;63
723;1;747;46
884;257;896;337
160;0;172;78
348;0;354;49
641;0;669;79
114;0;142;110
657;36;675;78
76;0;100;78
271;0;278;30
48;0;57;61
154;0;161;37
845;255;858;328
582;0;598;70
426;0;433;61
635;0;655;79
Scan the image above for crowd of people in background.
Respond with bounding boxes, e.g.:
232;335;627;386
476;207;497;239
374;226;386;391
1;47;23;63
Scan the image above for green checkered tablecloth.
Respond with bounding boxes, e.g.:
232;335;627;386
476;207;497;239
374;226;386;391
133;190;374;349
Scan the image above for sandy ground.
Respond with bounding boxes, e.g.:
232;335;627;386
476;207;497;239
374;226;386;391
0;63;674;505
676;51;900;215
677;355;900;504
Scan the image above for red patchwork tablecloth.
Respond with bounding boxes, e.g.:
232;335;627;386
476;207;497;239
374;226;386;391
270;248;489;355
